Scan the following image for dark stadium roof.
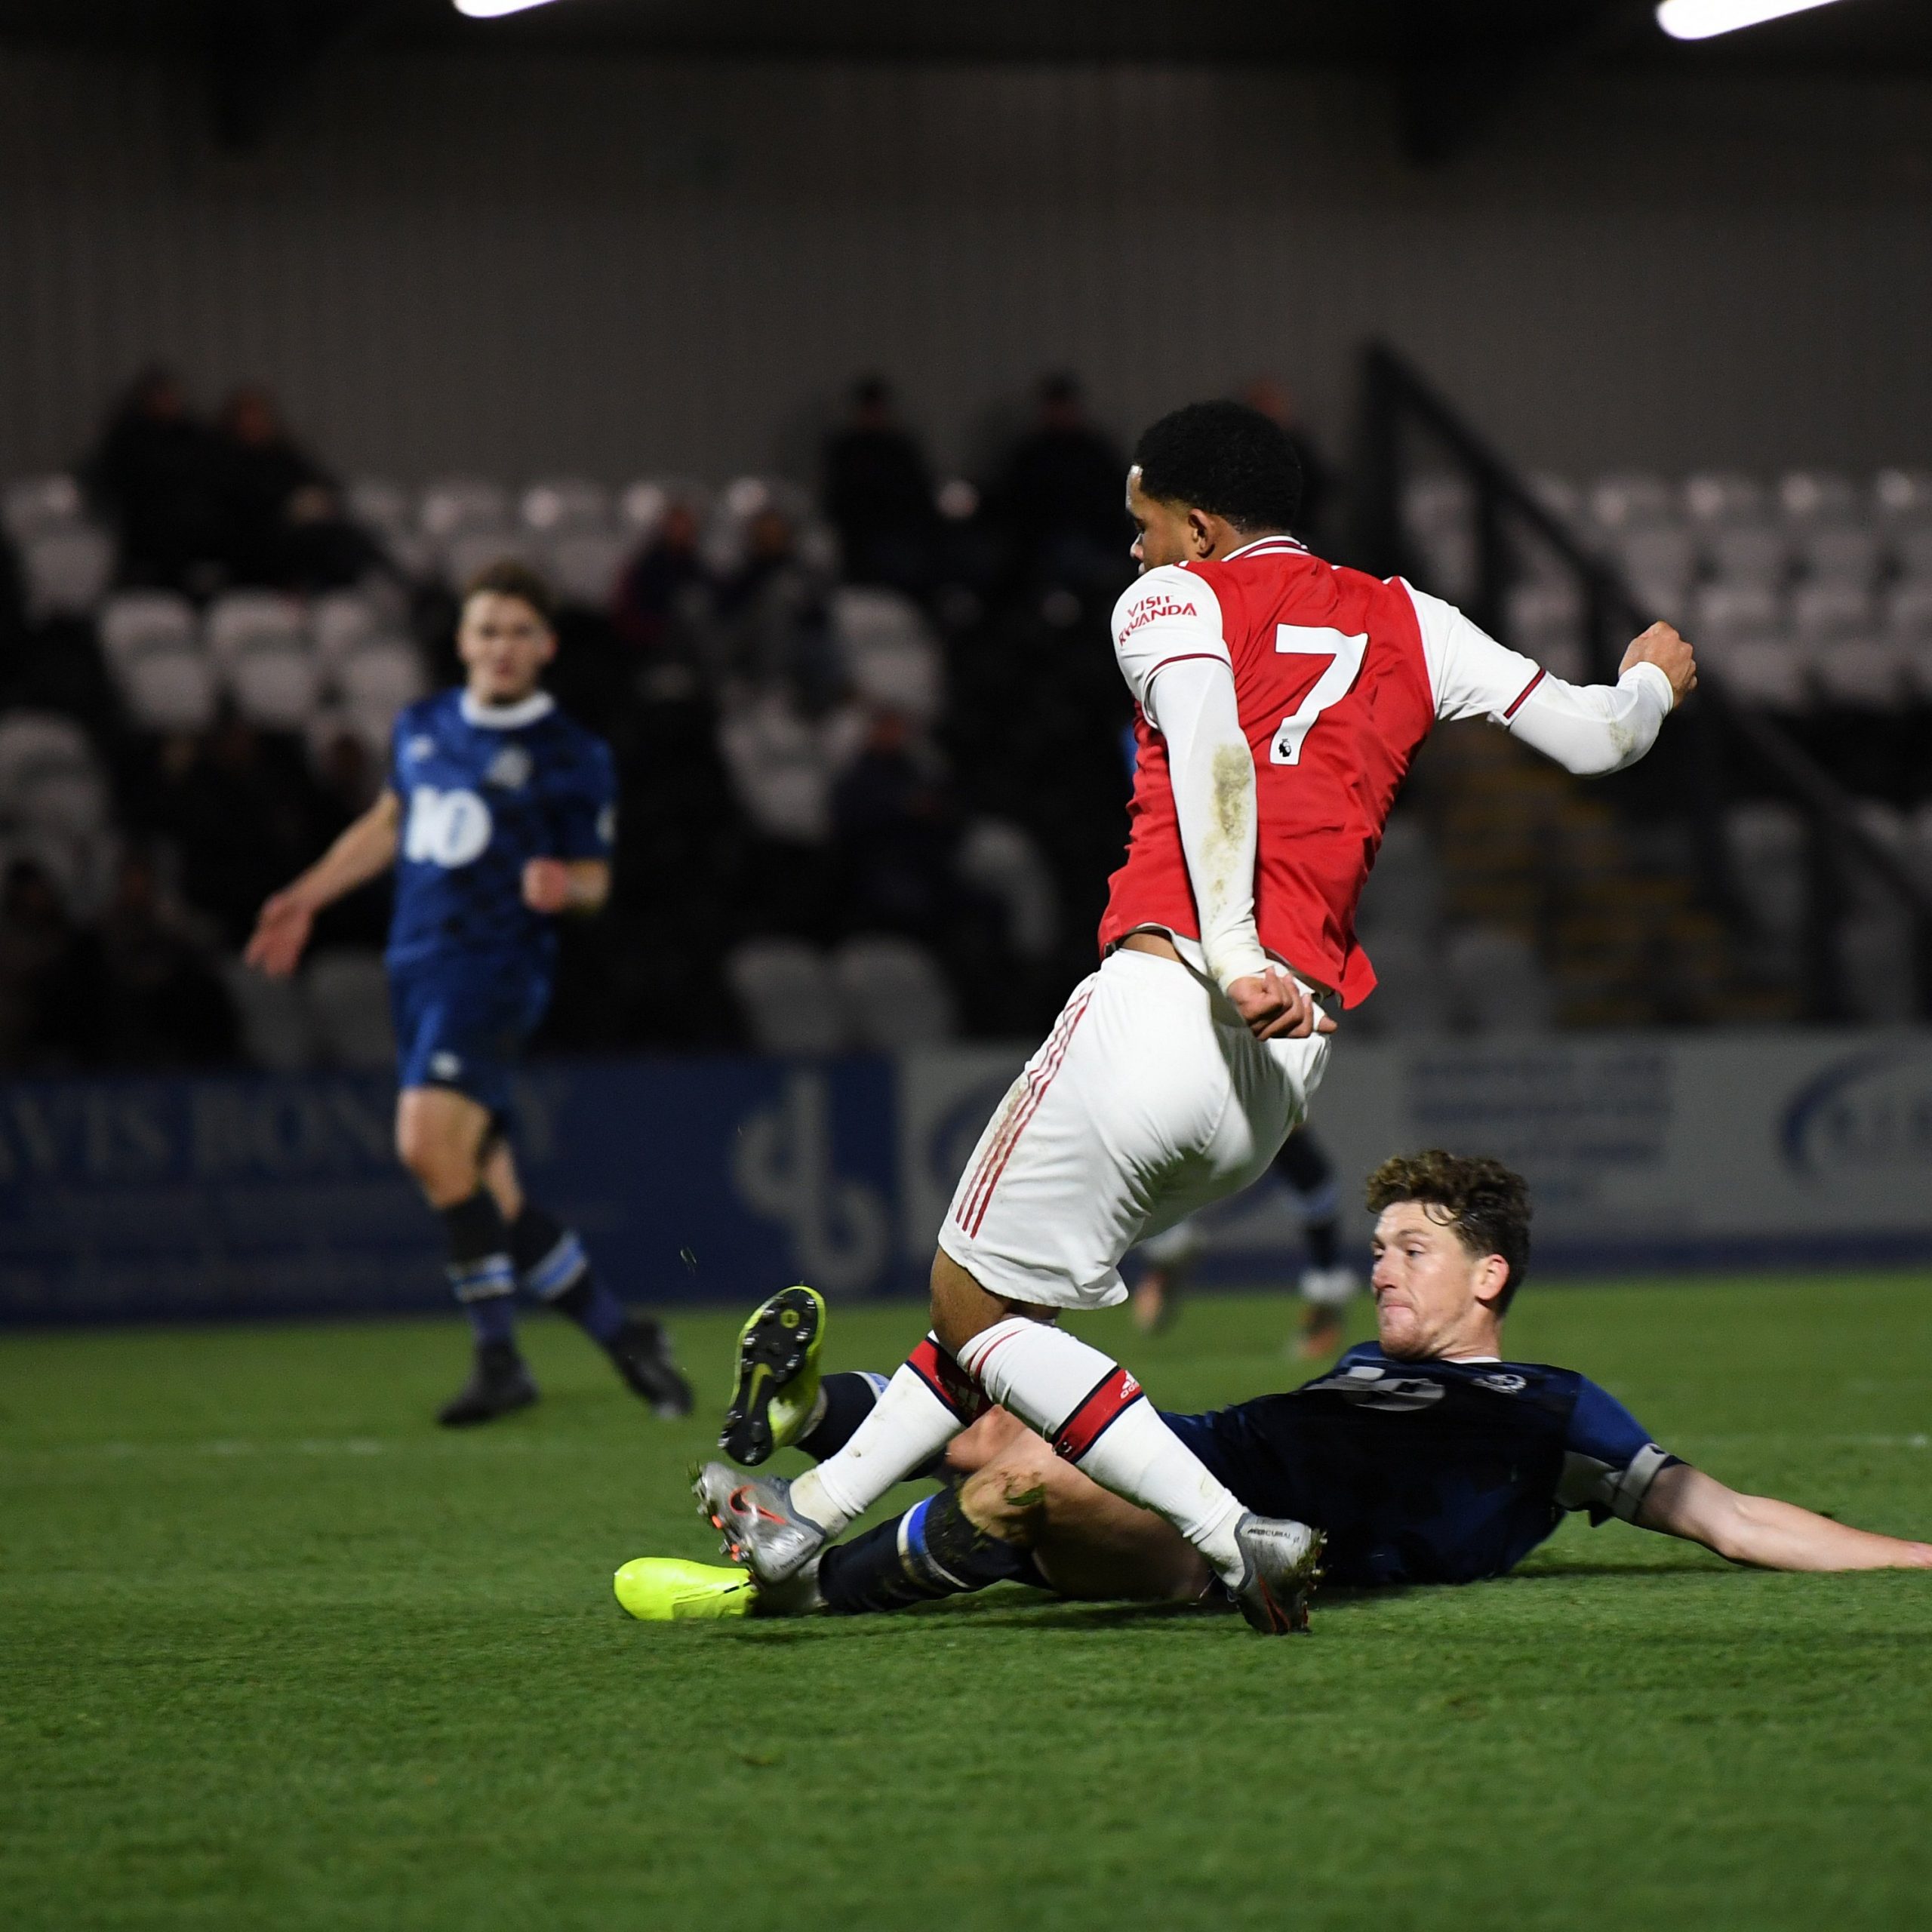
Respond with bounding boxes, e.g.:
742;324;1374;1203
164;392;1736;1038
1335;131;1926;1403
2;0;1930;73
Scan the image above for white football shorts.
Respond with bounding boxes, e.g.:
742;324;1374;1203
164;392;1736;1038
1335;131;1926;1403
938;946;1332;1311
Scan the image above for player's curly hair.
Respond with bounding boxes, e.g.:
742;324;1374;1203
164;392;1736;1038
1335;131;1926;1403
1132;400;1303;535
463;558;557;629
1365;1151;1533;1312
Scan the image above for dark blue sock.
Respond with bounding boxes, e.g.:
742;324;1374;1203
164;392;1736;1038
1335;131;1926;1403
796;1371;890;1460
442;1189;518;1352
817;1488;1044;1617
511;1203;627;1344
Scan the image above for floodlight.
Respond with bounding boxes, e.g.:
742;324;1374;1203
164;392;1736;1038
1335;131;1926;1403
1656;0;1847;41
454;0;564;18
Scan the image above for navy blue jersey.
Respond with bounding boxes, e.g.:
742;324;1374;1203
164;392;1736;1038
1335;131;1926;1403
1164;1343;1675;1589
386;690;615;980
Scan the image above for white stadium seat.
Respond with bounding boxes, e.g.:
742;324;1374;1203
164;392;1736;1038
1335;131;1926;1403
1794;521;1881;587
1778;472;1859;524
99;589;196;669
228;646;321;731
310;591;380;669
346;477;412;541
1874;469;1932;522
21;526;115;620
205;590;305;665
521;478;610;535
442;530;540;594
547;531;631;608
122;649;218;732
337;638;426;719
0;712;109;839
1684;472;1768;525
832;936;956;1049
955;817;1060;960
1704;521;1789;587
1891;522;1932;583
726;937;845;1054
3;473;86;545
1504;580;1587;682
1792;582;1876;644
1588;472;1675;531
419;478;510;542
306;949;396;1069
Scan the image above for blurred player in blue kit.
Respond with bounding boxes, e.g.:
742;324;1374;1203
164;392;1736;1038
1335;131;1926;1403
248;561;691;1426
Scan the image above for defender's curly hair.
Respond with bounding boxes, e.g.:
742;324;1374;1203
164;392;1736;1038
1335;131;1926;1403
1131;399;1302;535
1365;1151;1533;1312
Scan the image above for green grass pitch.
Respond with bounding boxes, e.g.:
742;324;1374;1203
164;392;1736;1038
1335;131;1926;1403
3;1272;1930;1931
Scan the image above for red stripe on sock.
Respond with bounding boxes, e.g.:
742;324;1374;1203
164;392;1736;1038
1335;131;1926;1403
1052;1366;1146;1463
908;1336;989;1423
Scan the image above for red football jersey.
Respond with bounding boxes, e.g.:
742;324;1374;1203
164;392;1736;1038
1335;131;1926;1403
1099;537;1537;1007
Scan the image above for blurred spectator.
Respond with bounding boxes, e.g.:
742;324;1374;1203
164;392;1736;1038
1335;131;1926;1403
705;509;838;702
612;500;711;660
989;374;1128;589
154;711;333;945
83;366;227;595
94;848;237;1067
306;727;392;950
823;377;940;593
214;386;383;591
1241;377;1334;549
0;858;100;1069
831;708;964;943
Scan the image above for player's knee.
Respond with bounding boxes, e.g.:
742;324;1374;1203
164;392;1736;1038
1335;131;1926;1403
395;1109;474;1201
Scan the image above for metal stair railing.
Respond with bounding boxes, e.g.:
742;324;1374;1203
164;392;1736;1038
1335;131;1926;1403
1346;340;1932;1021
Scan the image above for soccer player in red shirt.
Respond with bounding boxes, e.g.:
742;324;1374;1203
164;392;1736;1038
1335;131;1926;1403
697;400;1697;1632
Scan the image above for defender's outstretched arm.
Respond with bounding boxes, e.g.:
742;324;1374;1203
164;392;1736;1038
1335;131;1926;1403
1637;1463;1932;1571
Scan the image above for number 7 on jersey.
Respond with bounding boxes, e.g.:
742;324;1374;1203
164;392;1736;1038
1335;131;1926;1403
1270;626;1369;764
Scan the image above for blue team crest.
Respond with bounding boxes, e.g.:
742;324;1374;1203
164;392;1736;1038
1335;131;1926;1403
406;734;437;764
1306;1364;1445;1411
1474;1372;1528;1395
486;746;533;791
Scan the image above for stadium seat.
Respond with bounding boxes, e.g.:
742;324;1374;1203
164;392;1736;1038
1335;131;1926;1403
1704;521;1789;587
205;591;305;665
1612;524;1696;620
0;823;118;919
716;690;861;842
122;648;219;732
0;712;110;839
1793;521;1881;587
99;589;197;669
229;645;321;730
1503;581;1587;682
420;478;510;542
442;529;541;593
21;526;115;621
1444;926;1555;1033
1588;472;1675;531
1684;472;1768;526
311;590;380;668
831;588;945;724
520;479;610;535
725;938;846;1054
306;949;396;1069
546;531;630;608
955;817;1060;959
1724;802;1808;945
1792;581;1877;645
2;473;85;545
1694;581;1784;654
1401;475;1475;603
831;936;957;1050
346;478;412;542
617;477;712;540
220;958;319;1072
1891;522;1932;584
1779;472;1860;525
337;638;426;721
1874;469;1932;522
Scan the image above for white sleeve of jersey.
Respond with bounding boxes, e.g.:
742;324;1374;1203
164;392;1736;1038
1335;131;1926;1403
1111;567;1230;725
1401;580;1675;777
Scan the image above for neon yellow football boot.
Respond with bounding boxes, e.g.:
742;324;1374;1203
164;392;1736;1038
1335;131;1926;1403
613;1556;758;1622
718;1285;826;1466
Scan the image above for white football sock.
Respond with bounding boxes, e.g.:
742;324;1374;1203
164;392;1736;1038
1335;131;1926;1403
789;1343;964;1535
957;1316;1248;1585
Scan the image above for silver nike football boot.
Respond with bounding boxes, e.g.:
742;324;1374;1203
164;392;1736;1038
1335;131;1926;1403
1229;1514;1325;1635
693;1461;829;1586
